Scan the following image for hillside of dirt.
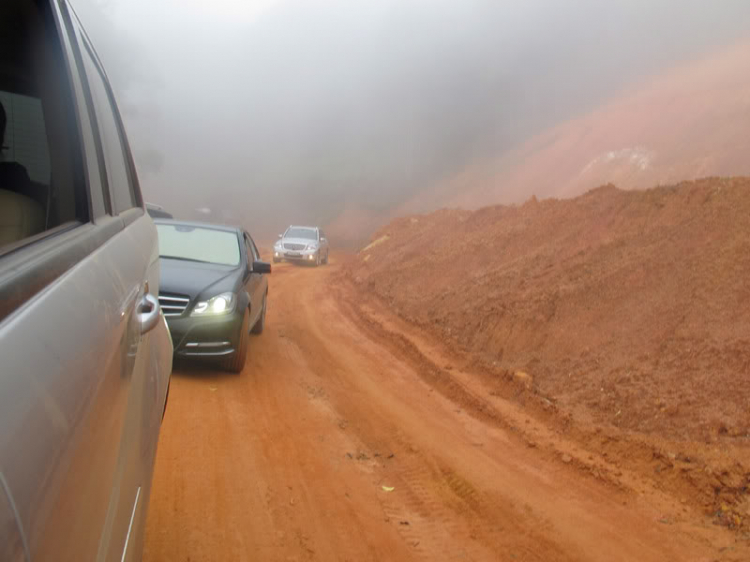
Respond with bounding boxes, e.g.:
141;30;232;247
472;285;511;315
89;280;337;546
347;177;750;444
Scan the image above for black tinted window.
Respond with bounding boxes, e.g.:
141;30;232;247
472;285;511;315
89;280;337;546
0;92;50;184
250;236;260;261
244;235;255;265
80;44;136;214
0;0;85;255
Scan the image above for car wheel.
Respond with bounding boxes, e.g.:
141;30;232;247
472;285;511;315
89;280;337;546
273;258;280;264
251;293;267;335
224;308;249;373
323;251;329;265
315;252;321;267
162;378;171;422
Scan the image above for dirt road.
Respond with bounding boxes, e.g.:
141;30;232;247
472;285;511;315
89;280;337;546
143;257;745;561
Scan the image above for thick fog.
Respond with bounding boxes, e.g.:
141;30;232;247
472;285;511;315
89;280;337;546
72;0;750;240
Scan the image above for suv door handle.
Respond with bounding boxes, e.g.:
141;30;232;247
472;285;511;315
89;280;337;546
137;293;161;334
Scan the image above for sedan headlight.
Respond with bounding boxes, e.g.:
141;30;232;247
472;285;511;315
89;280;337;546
191;292;236;316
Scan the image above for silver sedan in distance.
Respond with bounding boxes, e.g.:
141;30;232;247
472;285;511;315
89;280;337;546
273;226;330;266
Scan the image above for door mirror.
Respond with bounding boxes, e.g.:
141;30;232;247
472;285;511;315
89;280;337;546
320;237;327;243
252;261;272;274
278;234;283;238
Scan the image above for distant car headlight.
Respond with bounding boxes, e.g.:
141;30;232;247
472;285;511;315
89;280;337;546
191;292;236;316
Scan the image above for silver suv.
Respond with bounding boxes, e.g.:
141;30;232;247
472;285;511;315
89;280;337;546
0;1;172;560
273;225;330;266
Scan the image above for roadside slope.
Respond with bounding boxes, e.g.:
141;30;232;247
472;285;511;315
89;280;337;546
348;177;750;441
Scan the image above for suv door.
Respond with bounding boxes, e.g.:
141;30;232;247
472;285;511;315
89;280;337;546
0;2;171;562
67;5;173;561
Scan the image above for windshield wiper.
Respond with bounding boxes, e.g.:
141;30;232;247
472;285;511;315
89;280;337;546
160;255;212;264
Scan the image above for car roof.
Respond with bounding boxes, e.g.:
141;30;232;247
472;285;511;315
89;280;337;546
154;219;241;234
287;225;318;230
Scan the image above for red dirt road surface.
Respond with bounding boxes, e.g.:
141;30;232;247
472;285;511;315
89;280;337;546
144;249;748;560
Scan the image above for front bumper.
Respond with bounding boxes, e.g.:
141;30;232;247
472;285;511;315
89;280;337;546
165;310;243;358
273;247;319;262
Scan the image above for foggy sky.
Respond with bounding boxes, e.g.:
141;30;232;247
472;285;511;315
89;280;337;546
72;0;750;239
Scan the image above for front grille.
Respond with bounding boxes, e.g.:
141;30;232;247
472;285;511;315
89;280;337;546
284;242;306;251
159;293;190;317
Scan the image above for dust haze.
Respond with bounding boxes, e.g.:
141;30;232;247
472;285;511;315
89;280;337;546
72;0;750;240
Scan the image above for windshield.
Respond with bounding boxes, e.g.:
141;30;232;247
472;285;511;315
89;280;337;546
157;224;240;266
285;228;317;240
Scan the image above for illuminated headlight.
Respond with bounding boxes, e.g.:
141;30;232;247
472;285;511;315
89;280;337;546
274;252;280;257
308;255;314;260
191;292;236;316
306;244;318;250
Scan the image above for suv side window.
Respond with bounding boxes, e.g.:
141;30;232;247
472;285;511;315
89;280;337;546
78;39;136;214
251;238;261;261
244;233;257;265
0;0;130;322
0;92;51;185
0;2;87;256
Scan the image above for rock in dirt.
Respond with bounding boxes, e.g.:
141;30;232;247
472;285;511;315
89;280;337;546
514;371;533;388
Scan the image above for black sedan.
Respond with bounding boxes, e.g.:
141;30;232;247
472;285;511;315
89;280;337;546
154;220;271;372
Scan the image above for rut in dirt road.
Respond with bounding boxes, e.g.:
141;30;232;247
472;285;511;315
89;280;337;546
143;259;746;562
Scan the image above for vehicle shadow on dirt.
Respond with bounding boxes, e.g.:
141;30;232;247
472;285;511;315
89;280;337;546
171;359;238;380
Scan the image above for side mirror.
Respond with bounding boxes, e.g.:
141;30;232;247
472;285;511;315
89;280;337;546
278;234;283;238
252;261;272;274
321;237;327;243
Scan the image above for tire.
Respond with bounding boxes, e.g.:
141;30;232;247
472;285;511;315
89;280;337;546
323;251;329;265
273;258;280;264
162;378;171;421
314;252;321;267
223;308;249;373
251;294;267;335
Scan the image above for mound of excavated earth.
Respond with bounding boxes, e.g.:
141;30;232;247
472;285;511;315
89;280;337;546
347;177;750;442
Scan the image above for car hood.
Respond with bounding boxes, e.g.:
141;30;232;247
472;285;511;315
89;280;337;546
279;237;317;246
159;258;242;301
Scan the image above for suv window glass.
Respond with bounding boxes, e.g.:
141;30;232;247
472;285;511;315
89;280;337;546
0;92;51;184
244;234;255;265
79;43;135;214
0;0;86;255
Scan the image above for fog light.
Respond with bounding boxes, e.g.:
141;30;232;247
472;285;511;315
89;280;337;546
274;252;279;257
308;255;314;260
